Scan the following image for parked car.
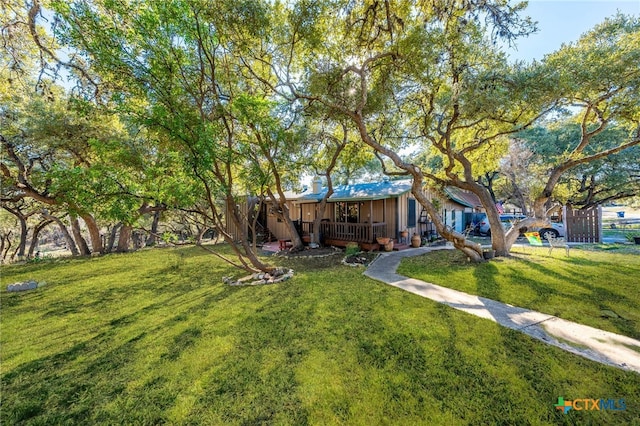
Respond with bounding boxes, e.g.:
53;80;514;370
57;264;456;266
474;214;565;239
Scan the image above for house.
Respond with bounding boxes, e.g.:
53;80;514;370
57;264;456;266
257;179;484;247
437;186;485;232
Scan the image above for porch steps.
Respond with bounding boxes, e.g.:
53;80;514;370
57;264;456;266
393;243;411;251
256;226;276;243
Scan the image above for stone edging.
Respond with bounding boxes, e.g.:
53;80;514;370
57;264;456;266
7;280;45;292
223;268;294;286
274;247;342;259
341;252;381;267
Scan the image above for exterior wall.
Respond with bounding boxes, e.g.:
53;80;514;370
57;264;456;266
224;197;250;241
266;200;301;240
387;198;398;239
269;198;403;241
300;203;318;222
441;209;464;233
421;188;474;233
397;193;423;240
360;200;387;224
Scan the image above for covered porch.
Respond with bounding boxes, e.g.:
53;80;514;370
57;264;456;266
299;221;388;245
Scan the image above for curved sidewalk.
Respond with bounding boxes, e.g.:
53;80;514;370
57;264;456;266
364;247;640;374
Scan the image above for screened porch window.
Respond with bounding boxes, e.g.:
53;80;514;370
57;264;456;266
335;201;359;223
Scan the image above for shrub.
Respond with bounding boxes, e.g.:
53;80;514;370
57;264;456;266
345;242;360;256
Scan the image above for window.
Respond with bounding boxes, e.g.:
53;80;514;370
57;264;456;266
335;202;359;223
408;198;416;227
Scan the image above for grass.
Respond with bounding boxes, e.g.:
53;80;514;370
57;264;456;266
398;244;640;340
1;244;639;425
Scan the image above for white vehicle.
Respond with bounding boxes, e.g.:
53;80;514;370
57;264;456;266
475;214;565;240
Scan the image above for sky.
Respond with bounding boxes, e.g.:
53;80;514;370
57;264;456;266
506;0;640;62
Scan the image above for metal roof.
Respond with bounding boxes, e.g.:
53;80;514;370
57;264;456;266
294;179;413;203
443;186;483;209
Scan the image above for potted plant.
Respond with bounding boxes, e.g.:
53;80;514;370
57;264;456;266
411;233;421;248
400;229;409;239
376;236;390;245
625;233;640;245
482;249;496;259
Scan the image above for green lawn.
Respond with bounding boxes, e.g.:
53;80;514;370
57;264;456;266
2;245;639;425
398;244;640;340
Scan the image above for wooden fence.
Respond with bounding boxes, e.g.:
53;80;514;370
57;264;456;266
564;205;602;243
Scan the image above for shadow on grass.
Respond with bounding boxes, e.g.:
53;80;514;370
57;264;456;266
3;283;243;424
192;284;315;424
473;261;501;300
3;329;152;424
514;256;638;337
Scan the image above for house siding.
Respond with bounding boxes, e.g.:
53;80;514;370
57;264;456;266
394;193;423;240
265;200;300;240
224;198;250;241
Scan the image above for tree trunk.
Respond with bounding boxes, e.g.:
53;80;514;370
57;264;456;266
267;191;304;252
71;215;91;255
116;225;132;252
2;206;28;259
311;134;345;245
106;223;121;253
196;226;208;245
41;212;79;256
132;230;145;249
81;213;103;254
61;222;80;256
313;178;336;245
470;183;510;257
1;231;11;262
146;210;162;246
223;195;274;273
27;219;53;258
15;214;28;259
280;207;304;251
349;113;485;261
411;183;484;262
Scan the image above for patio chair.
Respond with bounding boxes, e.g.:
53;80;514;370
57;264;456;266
547;235;570;256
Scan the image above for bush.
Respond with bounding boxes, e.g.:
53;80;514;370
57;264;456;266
345;242;360;256
625;233;639;242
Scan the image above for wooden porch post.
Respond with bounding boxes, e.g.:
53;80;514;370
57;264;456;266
369;200;373;241
383;198;387;237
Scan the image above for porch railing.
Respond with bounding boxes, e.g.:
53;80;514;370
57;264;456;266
300;221;387;244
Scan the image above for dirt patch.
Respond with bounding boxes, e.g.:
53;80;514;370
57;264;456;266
272;246;345;270
342;252;379;267
276;247;340;258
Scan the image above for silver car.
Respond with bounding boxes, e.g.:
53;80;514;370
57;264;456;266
476;214;565;239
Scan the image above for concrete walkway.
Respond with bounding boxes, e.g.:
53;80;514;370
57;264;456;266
364;247;640;374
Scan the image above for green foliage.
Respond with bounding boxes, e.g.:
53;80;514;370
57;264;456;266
6;0;638;266
161;232;179;245
624;233;640;242
514;121;640;207
345;242;360;256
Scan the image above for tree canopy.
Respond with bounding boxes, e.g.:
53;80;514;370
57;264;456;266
2;0;639;264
